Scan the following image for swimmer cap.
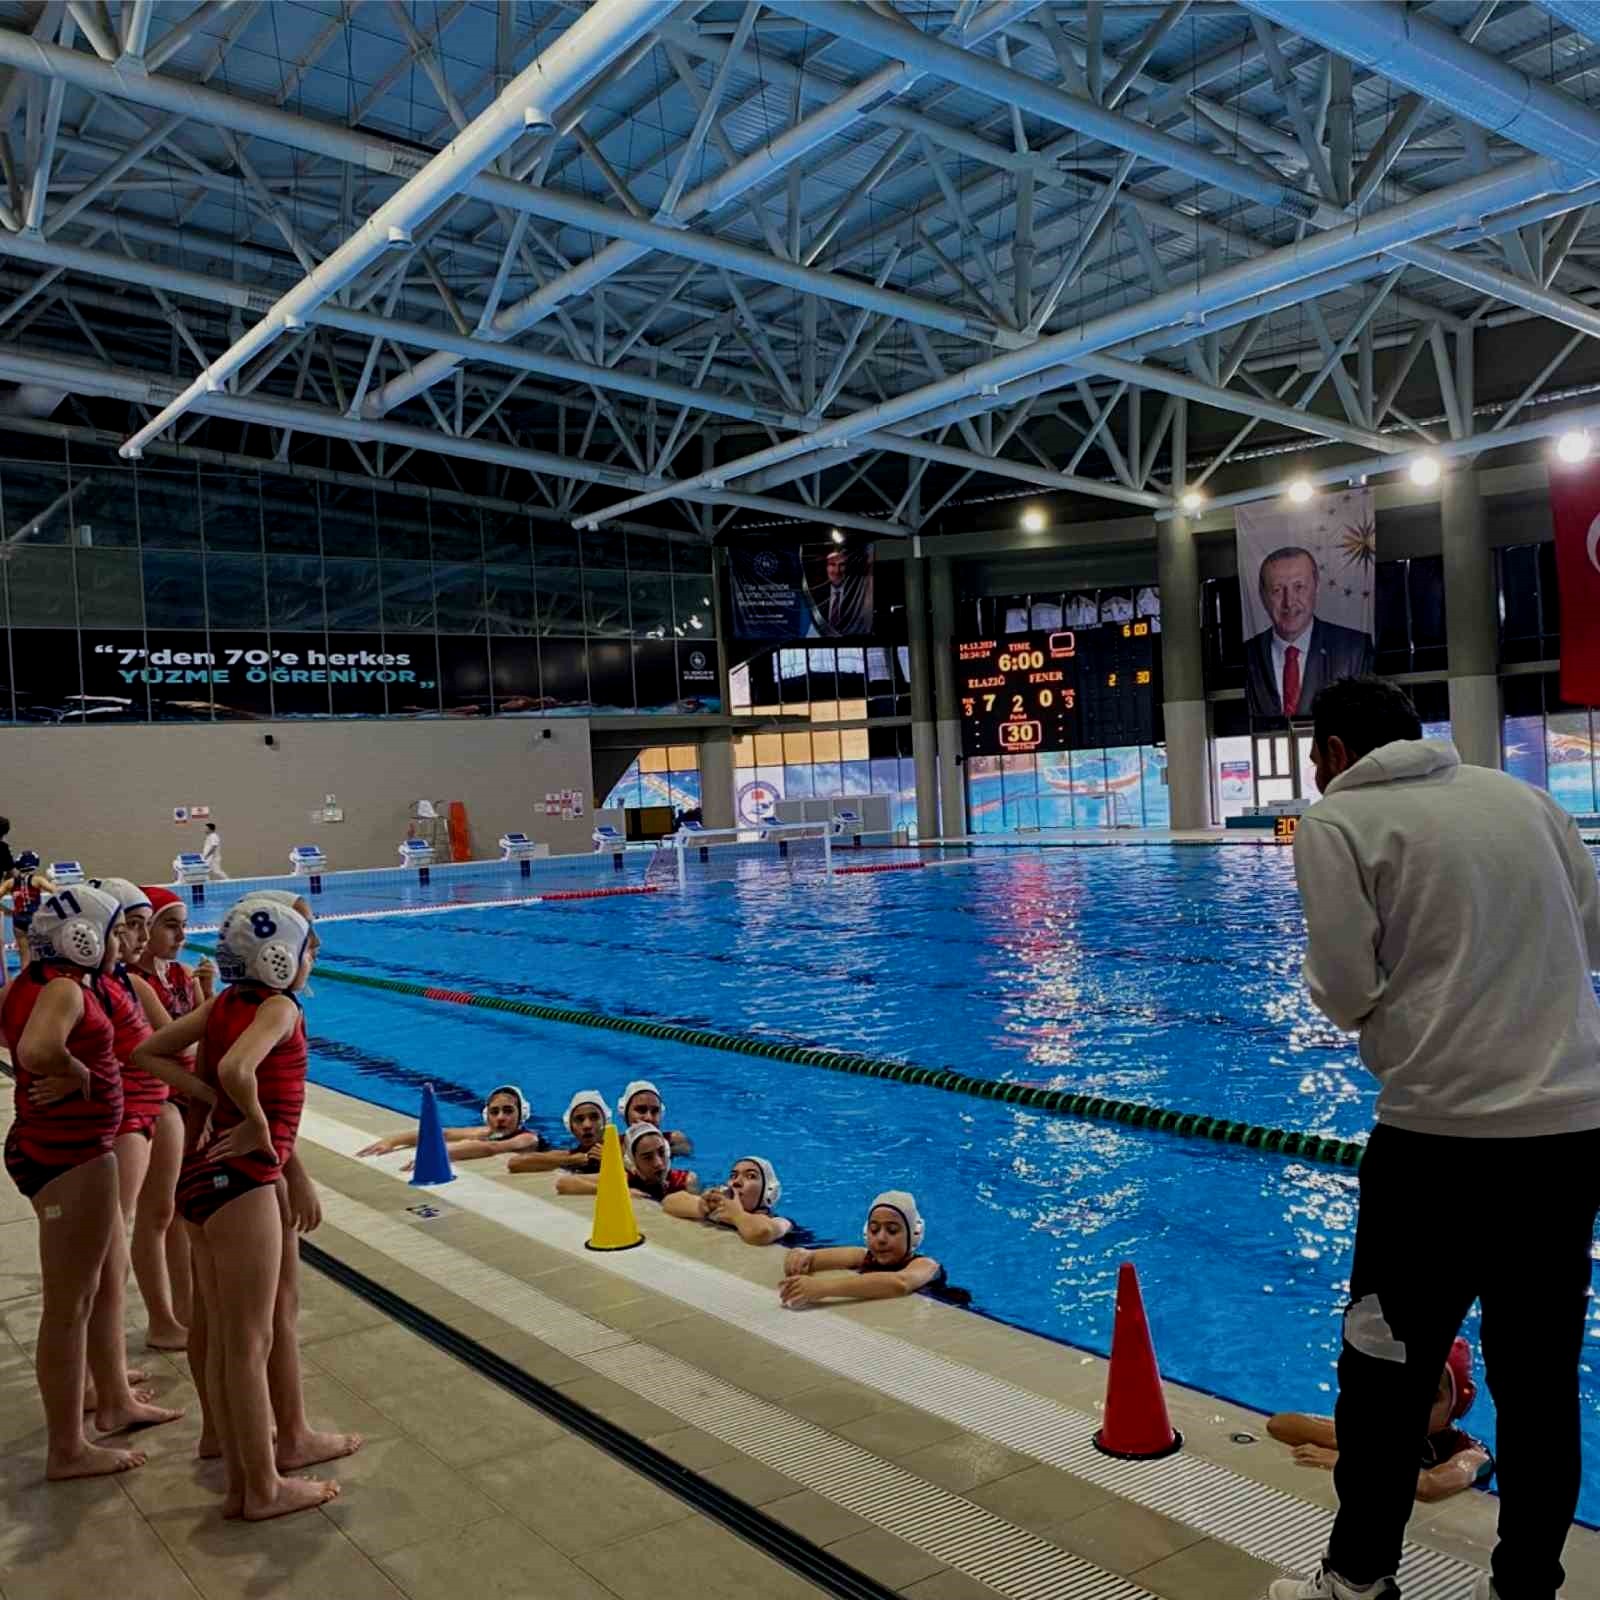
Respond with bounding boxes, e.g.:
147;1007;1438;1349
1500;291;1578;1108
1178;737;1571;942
16;850;39;872
563;1090;612;1135
623;1122;670;1168
140;886;184;924
864;1190;925;1252
217;895;311;990
89;878;153;916
484;1084;530;1126
1445;1337;1477;1422
619;1079;664;1121
735;1156;781;1211
30;883;121;968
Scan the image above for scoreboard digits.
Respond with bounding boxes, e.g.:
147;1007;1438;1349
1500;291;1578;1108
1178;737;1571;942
956;621;1161;757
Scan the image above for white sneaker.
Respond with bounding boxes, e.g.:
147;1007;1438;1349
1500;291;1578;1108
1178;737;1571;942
1268;1570;1400;1600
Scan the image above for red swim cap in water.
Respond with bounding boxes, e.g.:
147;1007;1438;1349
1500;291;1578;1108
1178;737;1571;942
1446;1337;1477;1421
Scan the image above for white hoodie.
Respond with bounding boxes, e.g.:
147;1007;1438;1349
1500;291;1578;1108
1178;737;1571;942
1293;738;1600;1138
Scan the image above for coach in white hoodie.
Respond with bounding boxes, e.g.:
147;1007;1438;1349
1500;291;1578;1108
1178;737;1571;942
1269;677;1600;1600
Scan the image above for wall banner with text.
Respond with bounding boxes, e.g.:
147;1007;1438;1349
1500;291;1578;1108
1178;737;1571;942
729;537;874;640
1235;488;1376;721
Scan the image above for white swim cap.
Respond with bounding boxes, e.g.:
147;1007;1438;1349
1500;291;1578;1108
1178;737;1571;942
30;883;121;969
564;1090;612;1134
619;1079;664;1121
864;1190;925;1251
484;1084;530;1126
89;878;153;916
736;1156;781;1211
623;1122;670;1169
218;895;312;990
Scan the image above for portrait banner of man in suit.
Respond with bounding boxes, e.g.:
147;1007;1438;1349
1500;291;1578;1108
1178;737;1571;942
1236;488;1376;721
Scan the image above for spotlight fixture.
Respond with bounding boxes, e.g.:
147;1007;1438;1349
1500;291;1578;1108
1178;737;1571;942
829;527;845;544
1021;506;1047;532
1179;487;1205;513
1557;429;1592;465
1408;453;1442;488
1287;478;1314;505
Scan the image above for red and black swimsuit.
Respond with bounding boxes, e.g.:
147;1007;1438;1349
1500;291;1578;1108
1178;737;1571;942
141;958;201;1021
95;966;167;1140
2;962;122;1198
628;1168;694;1201
175;983;307;1226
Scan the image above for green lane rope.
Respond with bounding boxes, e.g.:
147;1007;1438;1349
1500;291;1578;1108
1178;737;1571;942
244;948;1364;1171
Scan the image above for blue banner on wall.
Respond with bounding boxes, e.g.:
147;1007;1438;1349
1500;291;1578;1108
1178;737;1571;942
729;539;874;640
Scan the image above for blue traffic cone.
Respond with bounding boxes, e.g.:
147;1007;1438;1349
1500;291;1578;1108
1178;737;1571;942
409;1083;456;1187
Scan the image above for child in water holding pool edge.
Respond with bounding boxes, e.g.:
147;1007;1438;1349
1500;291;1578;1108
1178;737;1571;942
665;1156;789;1245
357;1084;547;1168
780;1191;953;1307
557;1122;698;1200
507;1090;611;1173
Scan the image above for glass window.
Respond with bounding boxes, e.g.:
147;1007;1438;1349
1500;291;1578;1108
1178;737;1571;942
322;558;381;630
75;549;143;627
481;508;529;564
1498;544;1542;663
200;473;262;553
1503;711;1548;789
782;730;812;764
1547;709;1596;815
841;726;869;761
733;734;754;769
204;553;266;627
672;538;713;576
429;500;482;564
9;546;77;625
604;761;642;810
581;526;625;570
730;661;750;711
267;555;328;631
785;762;814;798
483;565;536;635
68;452;139;548
533;525;580;568
1408;555;1446;666
3;461;73;544
433;563;487;634
675;576;715;638
381;559;435;631
1373;561;1409;670
320;484;377;557
629;573;673;638
141;550;205;629
260;477;320;556
381;497;432;561
584;568;629;636
538;568;583;633
627;530;673;573
134;466;202;550
812;728;841;763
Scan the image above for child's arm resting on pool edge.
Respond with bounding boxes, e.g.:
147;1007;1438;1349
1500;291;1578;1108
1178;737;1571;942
781;1257;941;1306
508;1146;599;1174
1416;1447;1492;1503
357;1124;513;1157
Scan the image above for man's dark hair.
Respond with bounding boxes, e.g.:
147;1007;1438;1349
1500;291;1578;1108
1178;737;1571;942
1257;545;1317;594
1311;676;1422;763
0;817;9;836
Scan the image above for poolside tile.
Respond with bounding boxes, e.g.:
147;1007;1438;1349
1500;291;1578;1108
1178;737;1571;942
782;1379;895;1428
321;1435;504;1559
575;1514;830;1600
377;1520;614;1600
899;1571;1010;1600
365;1369;567;1467
0;1498;203;1600
467;1437;688;1555
825;1527;947;1589
644;1425;743;1472
764;1488;874;1546
1054;1497;1206;1574
476;1328;593;1387
1134;1534;1280;1599
699;1456;806;1506
833;1403;963;1457
554;1373;694;1438
889;1434;1036;1494
305;1322;465;1398
967;1462;1114;1534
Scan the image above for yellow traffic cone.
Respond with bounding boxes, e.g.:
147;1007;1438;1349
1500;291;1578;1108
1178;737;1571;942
585;1124;643;1252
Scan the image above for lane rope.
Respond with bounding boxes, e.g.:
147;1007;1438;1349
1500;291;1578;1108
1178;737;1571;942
248;953;1365;1171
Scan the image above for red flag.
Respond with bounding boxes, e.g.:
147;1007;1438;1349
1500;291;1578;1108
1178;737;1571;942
1549;466;1600;705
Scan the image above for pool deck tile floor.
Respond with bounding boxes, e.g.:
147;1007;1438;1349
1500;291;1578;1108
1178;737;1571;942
4;1081;1598;1600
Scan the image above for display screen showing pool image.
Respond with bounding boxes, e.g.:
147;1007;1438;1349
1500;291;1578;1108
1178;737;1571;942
298;845;1600;1527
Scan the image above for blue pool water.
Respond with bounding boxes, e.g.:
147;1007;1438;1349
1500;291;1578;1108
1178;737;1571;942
293;846;1600;1524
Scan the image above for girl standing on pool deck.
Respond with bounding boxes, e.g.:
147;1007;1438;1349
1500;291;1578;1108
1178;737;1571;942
356;1084;548;1166
508;1089;611;1173
89;879;191;1352
780;1191;952;1307
136;887;215;1019
1;885;182;1479
665;1156;789;1244
144;893;338;1519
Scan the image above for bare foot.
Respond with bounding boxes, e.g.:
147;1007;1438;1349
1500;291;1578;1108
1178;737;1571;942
196;1436;222;1461
46;1442;148;1480
242;1474;340;1521
94;1394;185;1436
82;1369;150;1410
145;1327;189;1351
277;1430;363;1471
221;1491;243;1520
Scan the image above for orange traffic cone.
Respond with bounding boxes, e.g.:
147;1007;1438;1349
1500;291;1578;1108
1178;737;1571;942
1093;1262;1183;1460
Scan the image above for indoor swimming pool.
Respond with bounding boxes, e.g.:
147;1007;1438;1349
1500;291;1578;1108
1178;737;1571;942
256;845;1600;1523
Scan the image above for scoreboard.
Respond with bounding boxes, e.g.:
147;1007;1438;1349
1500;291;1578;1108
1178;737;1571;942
955;621;1162;757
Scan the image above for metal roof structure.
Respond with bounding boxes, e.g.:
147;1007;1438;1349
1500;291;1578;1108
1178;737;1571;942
3;0;1600;539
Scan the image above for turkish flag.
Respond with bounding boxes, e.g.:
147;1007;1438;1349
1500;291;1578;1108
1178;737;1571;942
1549;466;1600;705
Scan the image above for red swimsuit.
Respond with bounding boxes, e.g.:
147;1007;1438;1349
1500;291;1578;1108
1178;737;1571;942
175;984;307;1226
2;963;122;1198
96;967;167;1140
141;958;200;1021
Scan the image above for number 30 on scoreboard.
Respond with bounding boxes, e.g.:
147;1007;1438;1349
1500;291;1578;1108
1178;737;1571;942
999;720;1043;750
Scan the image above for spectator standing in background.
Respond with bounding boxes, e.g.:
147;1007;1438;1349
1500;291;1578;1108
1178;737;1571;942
201;823;227;881
0;816;14;882
1271;676;1600;1600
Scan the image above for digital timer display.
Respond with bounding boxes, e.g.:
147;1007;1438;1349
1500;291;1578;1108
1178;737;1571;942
955;621;1162;757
